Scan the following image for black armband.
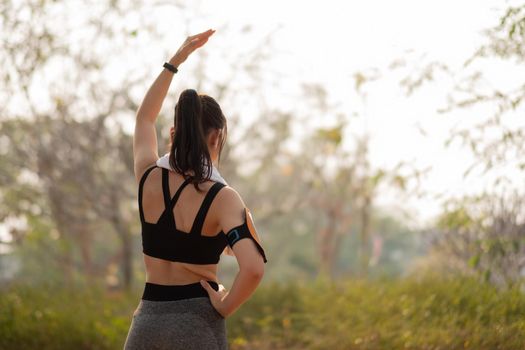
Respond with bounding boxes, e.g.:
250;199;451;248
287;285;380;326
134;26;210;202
225;208;267;263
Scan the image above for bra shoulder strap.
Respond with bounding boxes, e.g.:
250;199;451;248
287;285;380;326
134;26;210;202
138;165;159;223
161;168;172;209
189;182;226;235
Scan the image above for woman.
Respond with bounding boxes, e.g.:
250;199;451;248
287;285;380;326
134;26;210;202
124;29;267;350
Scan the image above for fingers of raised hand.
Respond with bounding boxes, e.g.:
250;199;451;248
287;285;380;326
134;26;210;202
177;29;214;59
181;38;208;56
191;37;209;50
188;29;215;41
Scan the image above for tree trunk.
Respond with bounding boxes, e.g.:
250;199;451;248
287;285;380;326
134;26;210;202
359;193;371;278
109;188;133;290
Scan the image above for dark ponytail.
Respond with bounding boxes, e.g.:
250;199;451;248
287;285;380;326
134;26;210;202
170;89;212;190
169;89;213;190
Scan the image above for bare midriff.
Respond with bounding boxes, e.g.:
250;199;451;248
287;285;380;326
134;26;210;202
143;254;219;285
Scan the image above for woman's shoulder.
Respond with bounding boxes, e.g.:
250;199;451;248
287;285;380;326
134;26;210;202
213;185;249;232
214;185;247;216
216;185;245;206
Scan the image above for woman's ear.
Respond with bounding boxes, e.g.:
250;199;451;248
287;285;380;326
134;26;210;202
170;126;175;143
208;129;221;149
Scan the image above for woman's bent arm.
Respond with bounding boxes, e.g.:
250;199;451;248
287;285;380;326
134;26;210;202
218;239;265;317
201;187;266;317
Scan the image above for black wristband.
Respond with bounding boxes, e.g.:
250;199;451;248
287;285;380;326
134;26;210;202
163;62;178;74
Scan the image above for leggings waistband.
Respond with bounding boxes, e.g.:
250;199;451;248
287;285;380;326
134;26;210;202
141;281;219;301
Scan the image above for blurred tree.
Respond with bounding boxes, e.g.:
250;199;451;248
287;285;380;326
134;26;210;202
394;3;525;184
0;0;175;288
237;77;411;279
390;2;525;287
428;192;525;287
0;0;283;288
440;4;525;181
0;0;420;288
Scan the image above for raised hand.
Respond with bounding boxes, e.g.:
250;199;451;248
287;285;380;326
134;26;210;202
169;29;216;68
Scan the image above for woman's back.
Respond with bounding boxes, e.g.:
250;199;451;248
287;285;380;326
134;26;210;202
140;166;230;285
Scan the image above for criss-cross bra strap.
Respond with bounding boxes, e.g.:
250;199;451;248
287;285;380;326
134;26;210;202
138;165;159;223
189;182;226;236
167;176;193;211
161;168;173;209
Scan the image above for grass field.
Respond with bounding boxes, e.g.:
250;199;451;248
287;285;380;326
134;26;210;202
1;274;524;350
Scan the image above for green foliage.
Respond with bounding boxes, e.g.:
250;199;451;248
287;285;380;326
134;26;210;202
431;194;525;287
436;207;474;231
315;126;343;146
0;282;136;350
1;275;524;350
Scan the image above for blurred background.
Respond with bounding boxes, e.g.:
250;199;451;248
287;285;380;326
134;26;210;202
1;0;524;349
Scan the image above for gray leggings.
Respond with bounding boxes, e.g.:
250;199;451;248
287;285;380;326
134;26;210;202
123;297;228;350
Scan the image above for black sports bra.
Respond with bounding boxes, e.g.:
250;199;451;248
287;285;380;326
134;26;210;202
138;165;267;264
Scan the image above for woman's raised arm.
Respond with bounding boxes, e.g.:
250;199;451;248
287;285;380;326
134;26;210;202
133;29;216;182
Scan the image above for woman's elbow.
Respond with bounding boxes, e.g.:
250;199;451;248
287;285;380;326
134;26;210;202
242;260;265;281
252;264;265;281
